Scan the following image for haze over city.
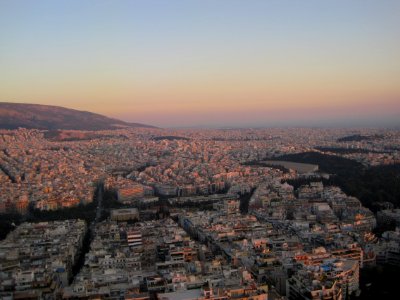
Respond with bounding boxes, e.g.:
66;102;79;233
1;0;400;127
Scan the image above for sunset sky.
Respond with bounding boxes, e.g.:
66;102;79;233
1;0;399;127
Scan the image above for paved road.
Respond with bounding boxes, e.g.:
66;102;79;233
71;182;104;281
89;183;104;236
94;183;103;222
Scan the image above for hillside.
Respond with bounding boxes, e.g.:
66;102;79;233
0;102;155;130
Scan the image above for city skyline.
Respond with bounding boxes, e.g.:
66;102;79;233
1;0;399;127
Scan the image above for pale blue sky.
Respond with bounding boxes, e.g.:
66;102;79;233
1;0;399;127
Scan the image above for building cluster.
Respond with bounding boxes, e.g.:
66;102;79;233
287;259;358;300
104;177;157;206
251;182;376;233
177;181;382;299
0;186;399;299
1;127;399;213
0;127;399;299
0;220;86;299
0;130;96;213
368;209;400;267
377;209;400;228
64;216;268;300
313;129;400;166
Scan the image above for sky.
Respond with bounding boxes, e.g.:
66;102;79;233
1;0;399;128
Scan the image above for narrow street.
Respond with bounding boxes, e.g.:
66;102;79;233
71;182;104;281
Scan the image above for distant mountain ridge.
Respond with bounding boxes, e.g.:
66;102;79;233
0;102;155;130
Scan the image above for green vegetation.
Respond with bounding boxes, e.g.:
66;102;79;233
315;146;385;154
337;134;383;142
99;188;126;220
277;152;400;212
102;188;124;209
356;265;400;299
27;183;101;223
242;161;290;173
239;189;256;214
0;213;22;240
0;185;102;240
27;202;97;223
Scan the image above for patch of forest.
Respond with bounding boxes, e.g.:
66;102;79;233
315;146;386;154
277;152;400;211
337;134;383;142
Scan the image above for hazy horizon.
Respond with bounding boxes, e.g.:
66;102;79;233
1;0;399;128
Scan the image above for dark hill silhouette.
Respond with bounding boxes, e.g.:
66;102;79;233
0;102;155;130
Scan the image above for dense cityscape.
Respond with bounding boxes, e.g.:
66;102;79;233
1;127;399;299
1;0;400;299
